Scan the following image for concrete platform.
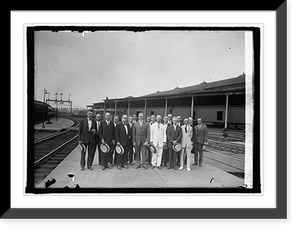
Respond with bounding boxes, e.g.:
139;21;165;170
35;117;74;132
37;146;244;189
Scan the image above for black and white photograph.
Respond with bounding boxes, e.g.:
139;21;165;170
27;26;260;193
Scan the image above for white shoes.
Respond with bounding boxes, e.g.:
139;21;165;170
179;166;191;172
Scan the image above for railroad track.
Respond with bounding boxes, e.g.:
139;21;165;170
34;119;80;186
203;135;246;179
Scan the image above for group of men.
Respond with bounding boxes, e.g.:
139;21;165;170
78;110;208;172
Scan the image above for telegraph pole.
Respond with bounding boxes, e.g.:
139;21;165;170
42;89;48;128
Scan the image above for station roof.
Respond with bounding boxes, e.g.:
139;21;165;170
93;73;245;105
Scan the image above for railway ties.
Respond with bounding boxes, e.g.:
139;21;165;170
34;118;80;186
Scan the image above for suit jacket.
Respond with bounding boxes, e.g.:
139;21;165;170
167;124;182;149
99;120;115;146
78;118;97;144
194;123;208;144
95;120;101;143
132;120;150;146
128;122;134;143
181;124;193;148
115;122;131;147
150;122;166;148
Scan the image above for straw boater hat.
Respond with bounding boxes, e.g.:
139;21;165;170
100;143;110;153
173;143;182;152
78;143;86;153
115;144;124;155
149;144;156;154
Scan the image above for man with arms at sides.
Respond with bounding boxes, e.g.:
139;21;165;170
162;116;170;167
167;117;182;170
176;115;182;166
99;112;115;170
179;118;194;172
95;113;102;166
112;115;120;166
167;113;173;126
127;115;134;165
193;118;208;167
150;115;167;170
78;109;97;171
115;115;130;170
132;112;150;170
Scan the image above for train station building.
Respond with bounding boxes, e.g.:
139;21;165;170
91;73;246;128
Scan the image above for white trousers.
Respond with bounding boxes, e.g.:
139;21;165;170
151;146;163;167
180;146;192;169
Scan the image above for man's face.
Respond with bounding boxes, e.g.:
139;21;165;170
156;115;162;123
184;118;189;125
122;115;128;123
198;119;202;125
105;113;110;121
151;115;155;122
177;116;181;122
146;117;151;123
189;117;193;124
133;114;137;121
168;114;172;120
128;116;133;123
138;114;144;121
96;114;101;121
164;117;168;123
173;117;178;125
87;111;93;119
114;116;119;123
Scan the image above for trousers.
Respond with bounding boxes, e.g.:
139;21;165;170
194;143;204;165
80;142;96;169
135;143;148;165
151;145;163;167
180;146;192;169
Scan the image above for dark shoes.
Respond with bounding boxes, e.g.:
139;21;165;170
122;165;129;169
151;165;155;169
135;165;141;169
157;166;162;170
118;166;122;170
80;167;84;171
88;166;93;171
143;165;148;170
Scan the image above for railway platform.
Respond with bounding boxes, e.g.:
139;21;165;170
35;117;75;132
36;146;244;189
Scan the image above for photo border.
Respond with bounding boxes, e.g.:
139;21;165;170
4;2;287;219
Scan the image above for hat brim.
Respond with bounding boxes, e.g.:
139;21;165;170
116;145;124;155
79;144;86;153
149;145;156;154
173;143;182;152
100;144;110;153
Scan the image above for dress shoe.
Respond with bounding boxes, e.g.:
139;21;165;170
187;168;191;172
192;163;198;165
107;165;113;169
100;166;106;171
88;166;93;171
143;165;148;170
135;165;141;169
118;166;122;170
199;164;202;167
151;165;155;169
179;166;183;170
122;165;129;169
174;167;178;170
157;166;162;170
167;166;172;170
80;167;84;171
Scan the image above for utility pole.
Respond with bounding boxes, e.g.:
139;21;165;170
42;89;48;128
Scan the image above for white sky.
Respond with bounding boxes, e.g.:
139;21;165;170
34;30;245;107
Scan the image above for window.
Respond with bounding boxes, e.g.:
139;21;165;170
217;111;223;121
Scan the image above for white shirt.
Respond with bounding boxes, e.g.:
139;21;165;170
87;118;92;131
123;123;128;135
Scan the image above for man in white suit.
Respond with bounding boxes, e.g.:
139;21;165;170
150;115;167;170
179;118;194;172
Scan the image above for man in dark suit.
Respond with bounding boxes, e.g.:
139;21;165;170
193;118;208;166
132;112;150;170
78;109;97;171
167;117;182;170
95;113;102;166
99;112;115;170
112;115;120;166
115;114;131;170
127;116;134;165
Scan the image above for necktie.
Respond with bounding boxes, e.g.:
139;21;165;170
185;125;187;133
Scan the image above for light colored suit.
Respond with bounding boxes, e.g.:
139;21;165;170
150;122;167;167
180;124;193;170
